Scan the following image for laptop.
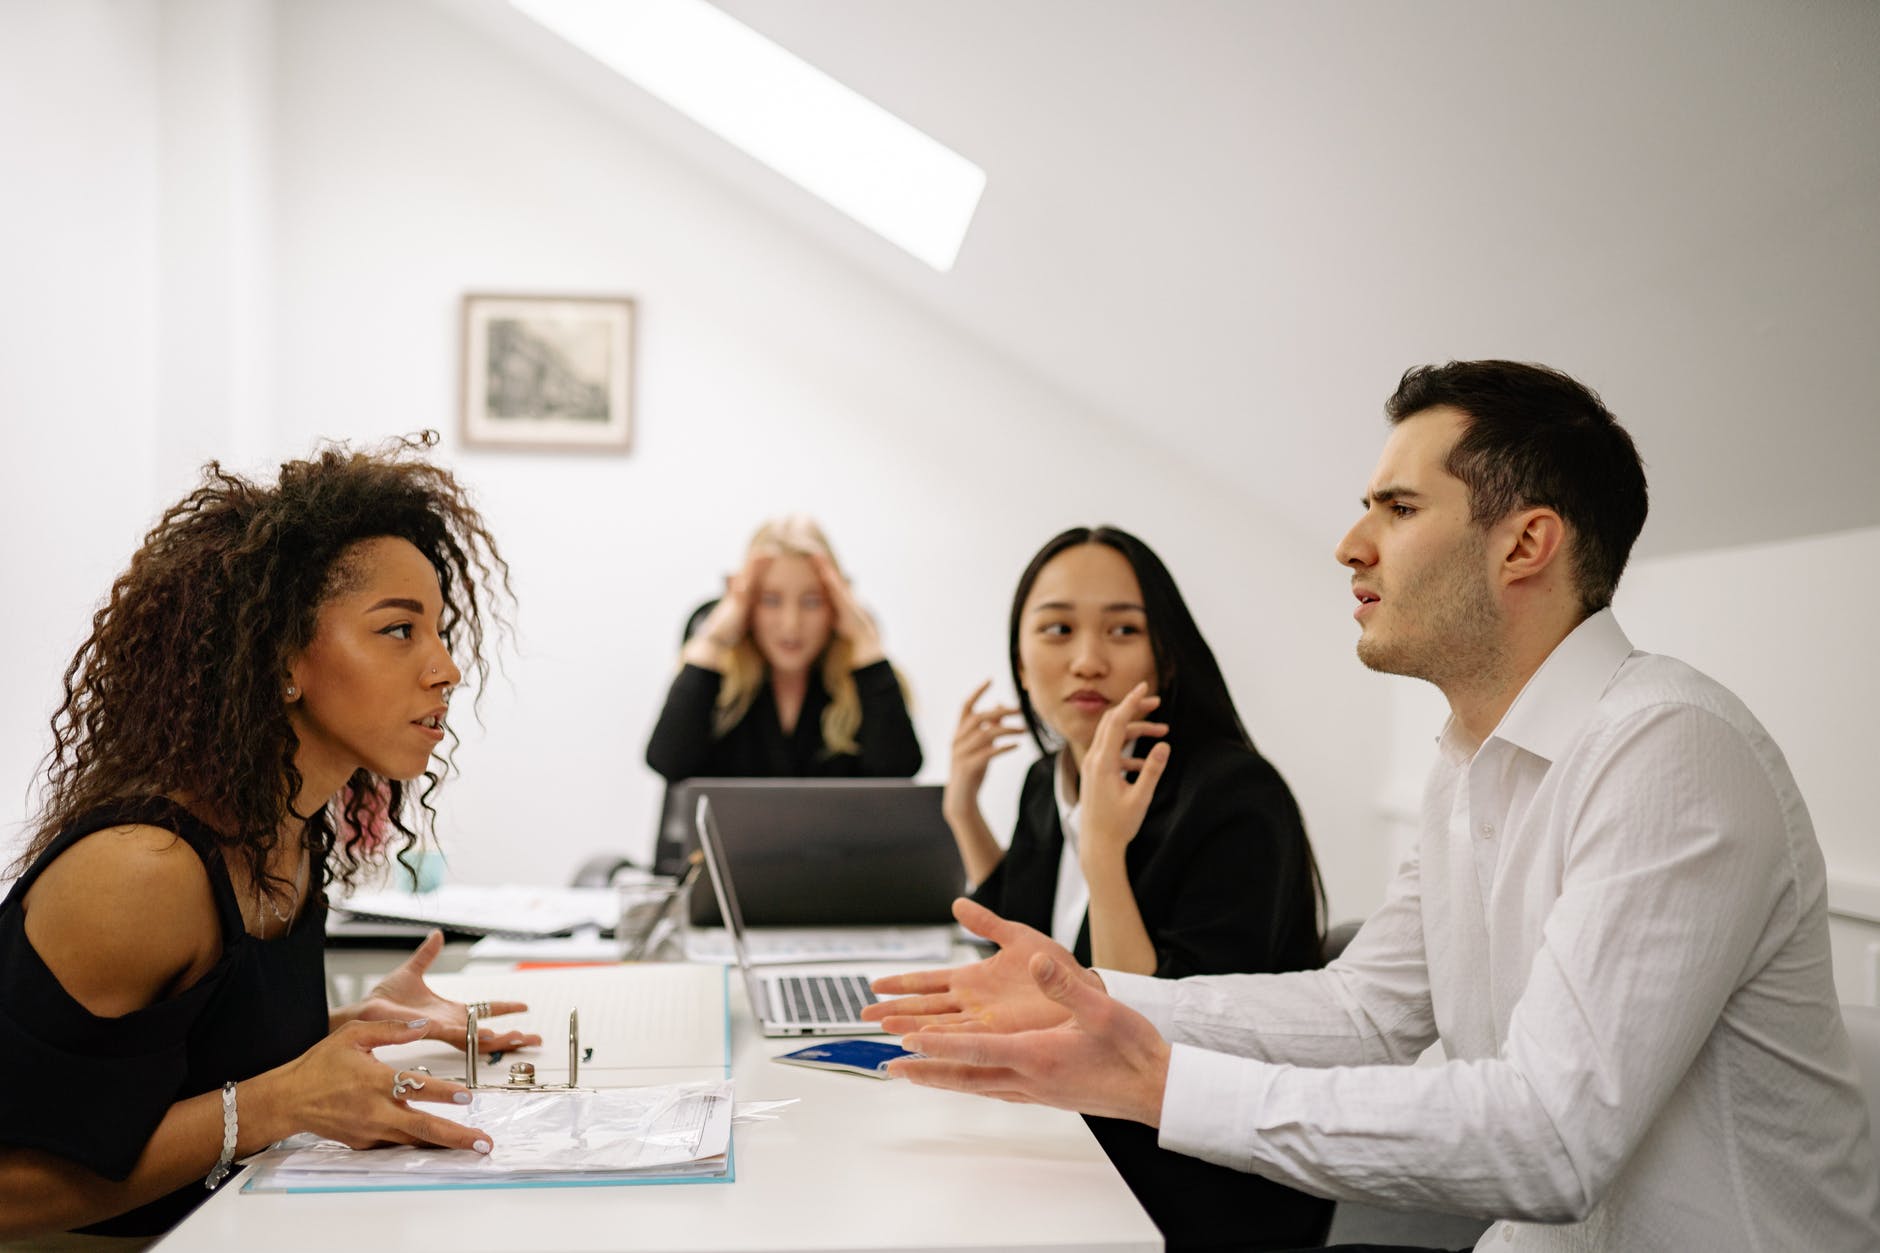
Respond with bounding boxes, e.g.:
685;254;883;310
695;796;887;1037
667;780;964;928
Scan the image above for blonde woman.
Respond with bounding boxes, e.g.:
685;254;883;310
646;517;921;799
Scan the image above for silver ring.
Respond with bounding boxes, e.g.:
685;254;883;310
467;1000;492;1018
390;1066;430;1100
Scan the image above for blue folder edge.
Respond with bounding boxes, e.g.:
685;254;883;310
243;966;737;1193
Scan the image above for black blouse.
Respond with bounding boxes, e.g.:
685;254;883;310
0;798;328;1236
645;660;923;781
971;739;1330;1251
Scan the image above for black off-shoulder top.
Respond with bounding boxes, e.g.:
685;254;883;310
0;798;327;1236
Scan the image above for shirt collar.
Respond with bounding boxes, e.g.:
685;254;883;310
1448;607;1635;764
1054;749;1080;814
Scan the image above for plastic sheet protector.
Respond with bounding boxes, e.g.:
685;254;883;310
244;1081;734;1192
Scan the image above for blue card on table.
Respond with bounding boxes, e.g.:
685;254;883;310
772;1038;913;1079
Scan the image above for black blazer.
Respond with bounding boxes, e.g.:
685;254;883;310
970;738;1320;979
971;737;1331;1251
644;660;921;782
645;598;922;783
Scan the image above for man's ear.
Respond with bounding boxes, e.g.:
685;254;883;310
1495;507;1568;587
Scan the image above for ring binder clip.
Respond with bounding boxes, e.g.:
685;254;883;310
464;1003;583;1092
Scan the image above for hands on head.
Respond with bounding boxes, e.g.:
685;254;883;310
864;900;1171;1126
809;551;884;666
697;550;773;651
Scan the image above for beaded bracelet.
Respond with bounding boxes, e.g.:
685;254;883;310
203;1081;238;1191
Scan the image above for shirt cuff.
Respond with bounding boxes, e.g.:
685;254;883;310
1098;969;1179;1038
1155;1042;1278;1173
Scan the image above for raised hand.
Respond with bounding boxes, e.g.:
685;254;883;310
703;552;770;648
943;681;1025;822
888;952;1172;1127
343;930;542;1054
254;1017;493;1153
863;899;1101;1035
1076;683;1170;867
810;552;885;667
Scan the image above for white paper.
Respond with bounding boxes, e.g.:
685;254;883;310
245;1082;733;1186
336;884;621;937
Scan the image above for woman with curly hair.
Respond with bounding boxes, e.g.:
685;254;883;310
0;436;538;1241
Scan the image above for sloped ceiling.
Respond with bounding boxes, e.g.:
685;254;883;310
440;0;1880;558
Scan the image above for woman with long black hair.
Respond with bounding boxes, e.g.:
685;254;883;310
939;524;1330;1251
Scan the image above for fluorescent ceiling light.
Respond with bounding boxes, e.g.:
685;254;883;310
509;0;987;271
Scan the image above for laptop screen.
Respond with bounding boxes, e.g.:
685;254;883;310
674;780;962;927
693;796;770;1018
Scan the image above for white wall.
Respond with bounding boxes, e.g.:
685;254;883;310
5;1;1864;1001
0;1;164;852
260;0;1388;914
0;0;1394;922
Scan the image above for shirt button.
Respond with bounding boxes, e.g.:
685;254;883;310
1480;822;1495;837
1503;1224;1515;1242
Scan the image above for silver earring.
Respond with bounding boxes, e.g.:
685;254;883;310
285;685;298;700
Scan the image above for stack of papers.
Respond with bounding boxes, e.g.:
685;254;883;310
244;1082;734;1190
334;885;620;938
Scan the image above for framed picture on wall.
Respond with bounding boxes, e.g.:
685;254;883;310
460;294;635;452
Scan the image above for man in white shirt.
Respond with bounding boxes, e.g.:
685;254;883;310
865;361;1880;1251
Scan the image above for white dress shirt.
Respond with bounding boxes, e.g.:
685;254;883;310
1106;610;1880;1251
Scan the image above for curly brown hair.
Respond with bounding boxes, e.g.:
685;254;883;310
11;433;512;898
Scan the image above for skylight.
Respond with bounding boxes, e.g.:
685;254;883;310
509;0;987;271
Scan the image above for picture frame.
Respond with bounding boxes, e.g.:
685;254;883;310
460;293;635;452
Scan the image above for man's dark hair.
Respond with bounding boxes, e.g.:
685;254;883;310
1386;360;1649;618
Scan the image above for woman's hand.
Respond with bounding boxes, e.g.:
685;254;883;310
700;553;769;649
334;930;542;1055
251;1017;492;1153
681;552;768;669
944;681;1025;824
811;553;885;667
1076;683;1170;868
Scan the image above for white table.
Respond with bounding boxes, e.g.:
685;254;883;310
154;961;1164;1253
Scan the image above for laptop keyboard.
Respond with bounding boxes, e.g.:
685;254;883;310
772;973;879;1024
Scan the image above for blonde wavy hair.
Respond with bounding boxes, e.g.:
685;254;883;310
712;516;870;757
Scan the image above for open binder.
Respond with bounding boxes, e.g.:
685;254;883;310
244;964;735;1192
